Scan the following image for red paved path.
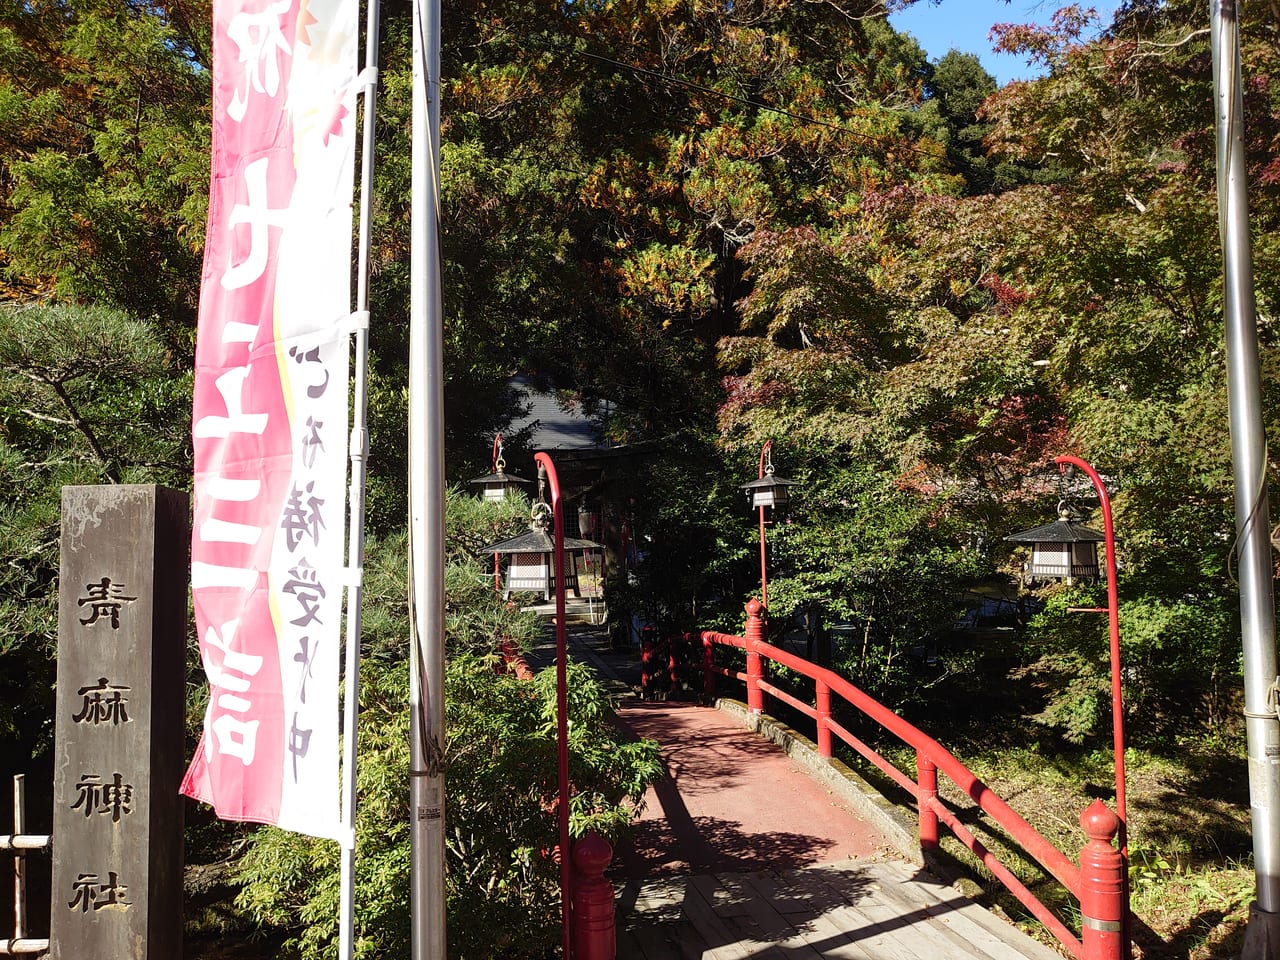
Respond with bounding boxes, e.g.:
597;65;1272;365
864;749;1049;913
611;699;886;881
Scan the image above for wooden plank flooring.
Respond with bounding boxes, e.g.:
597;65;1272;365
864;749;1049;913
615;858;1067;960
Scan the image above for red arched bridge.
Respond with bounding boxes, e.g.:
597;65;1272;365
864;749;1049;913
564;600;1127;960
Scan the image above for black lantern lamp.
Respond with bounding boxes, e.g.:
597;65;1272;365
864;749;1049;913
1006;500;1106;584
469;461;532;502
468;435;532;502
742;440;799;610
482;477;603;601
741;448;798;511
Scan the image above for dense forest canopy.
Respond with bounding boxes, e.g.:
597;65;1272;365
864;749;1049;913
4;0;1280;744
2;4;1280;949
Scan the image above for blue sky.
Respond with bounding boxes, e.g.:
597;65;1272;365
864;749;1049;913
887;1;1123;86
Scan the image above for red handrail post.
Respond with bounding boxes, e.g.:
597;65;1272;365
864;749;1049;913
917;753;940;855
815;679;832;758
702;633;715;703
640;629;657;701
1078;800;1126;960
572;831;616;960
744;598;765;713
668;634;681;692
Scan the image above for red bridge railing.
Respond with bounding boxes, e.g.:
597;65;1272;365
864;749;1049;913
697;598;1128;960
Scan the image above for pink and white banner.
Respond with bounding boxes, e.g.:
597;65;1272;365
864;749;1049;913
181;0;359;840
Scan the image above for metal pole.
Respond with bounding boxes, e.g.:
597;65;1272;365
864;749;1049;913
12;776;23;942
534;453;573;960
409;0;447;952
758;440;771;609
1211;2;1280;948
337;0;382;954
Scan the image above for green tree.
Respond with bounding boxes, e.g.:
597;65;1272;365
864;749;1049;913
0;0;211;341
0;302;191;768
702;0;1280;746
233;500;662;959
765;459;985;706
922;50;1012;193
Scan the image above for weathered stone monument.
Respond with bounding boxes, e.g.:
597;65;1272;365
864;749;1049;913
50;485;188;959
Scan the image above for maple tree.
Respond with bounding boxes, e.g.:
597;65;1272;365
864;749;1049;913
712;0;1280;737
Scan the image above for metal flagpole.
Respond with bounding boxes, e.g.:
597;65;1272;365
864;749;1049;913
409;0;448;952
1211;3;1280;955
337;0;382;954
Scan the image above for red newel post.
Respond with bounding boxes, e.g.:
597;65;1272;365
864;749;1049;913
916;753;940;855
702;633;715;703
1078;800;1126;960
745;598;765;714
573;831;616;960
815;679;832;758
640;628;657;701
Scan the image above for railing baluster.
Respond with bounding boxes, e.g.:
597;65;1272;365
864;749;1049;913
1079;802;1124;960
815;680;832;758
916;754;939;855
572;832;616;960
699;603;1125;960
744;599;765;714
702;634;715;703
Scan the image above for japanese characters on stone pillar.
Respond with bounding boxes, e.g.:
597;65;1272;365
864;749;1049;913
51;485;189;960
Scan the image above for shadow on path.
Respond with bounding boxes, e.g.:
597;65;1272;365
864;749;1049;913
611;698;884;882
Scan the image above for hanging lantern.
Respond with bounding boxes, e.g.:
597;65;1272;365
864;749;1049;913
468;455;531;502
1006;501;1106;584
741;454;798;511
482;502;604;601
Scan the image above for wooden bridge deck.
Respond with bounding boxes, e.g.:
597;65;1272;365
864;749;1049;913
554;627;1070;960
615;858;1064;960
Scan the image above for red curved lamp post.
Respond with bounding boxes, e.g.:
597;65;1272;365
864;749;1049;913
1055;455;1130;958
491;434;504;594
740;440;795;611
757;441;771;609
534;452;573;960
1054;455;1126;841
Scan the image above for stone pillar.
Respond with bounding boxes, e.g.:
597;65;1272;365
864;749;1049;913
50;485;189;960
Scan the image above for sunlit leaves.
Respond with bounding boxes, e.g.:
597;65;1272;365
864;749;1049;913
0;0;210;320
618;243;716;316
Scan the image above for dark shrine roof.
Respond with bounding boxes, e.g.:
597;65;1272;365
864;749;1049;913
483;527;603;554
1005;519;1106;544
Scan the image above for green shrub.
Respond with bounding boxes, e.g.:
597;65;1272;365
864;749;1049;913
231;493;661;959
